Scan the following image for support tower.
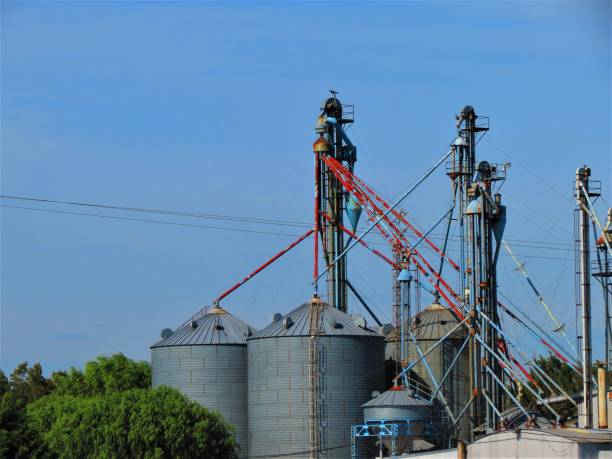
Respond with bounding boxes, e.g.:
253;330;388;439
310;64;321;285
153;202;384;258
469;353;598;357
449;106;507;436
314;92;357;312
574;166;599;428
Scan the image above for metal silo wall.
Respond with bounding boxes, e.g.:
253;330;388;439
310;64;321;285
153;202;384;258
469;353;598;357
151;345;248;458
408;339;470;441
384;341;393;361
248;335;384;459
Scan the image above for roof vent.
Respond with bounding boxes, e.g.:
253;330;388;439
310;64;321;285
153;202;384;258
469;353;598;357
246;327;253;337
215;324;225;331
333;321;344;330
189;320;198;330
353;315;366;329
283;317;294;329
371;390;381;399
272;313;283;323
160;328;173;339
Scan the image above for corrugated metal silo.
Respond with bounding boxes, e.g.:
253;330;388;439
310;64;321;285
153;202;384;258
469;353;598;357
151;306;255;458
408;301;470;441
362;387;433;454
362;388;432;423
247;296;385;459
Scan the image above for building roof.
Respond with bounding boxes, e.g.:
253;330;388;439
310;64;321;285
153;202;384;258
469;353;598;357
362;388;431;408
249;296;381;339
473;427;612;445
536;428;612;444
151;306;255;347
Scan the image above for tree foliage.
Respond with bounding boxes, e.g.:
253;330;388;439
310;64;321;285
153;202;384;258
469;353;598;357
527;354;612;423
0;354;238;459
531;354;582;397
525;353;583;421
0;363;53;458
27;386;237;459
51;353;151;396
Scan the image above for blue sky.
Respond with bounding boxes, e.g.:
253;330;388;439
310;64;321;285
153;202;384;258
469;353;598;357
1;1;610;374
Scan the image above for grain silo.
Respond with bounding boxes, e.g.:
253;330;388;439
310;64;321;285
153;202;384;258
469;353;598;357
151;306;255;458
360;387;433;455
247;296;385;459
409;301;470;442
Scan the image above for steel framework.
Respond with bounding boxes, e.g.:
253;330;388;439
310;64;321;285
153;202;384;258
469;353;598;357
313;92;357;312
200;96;600;455
350;420;438;459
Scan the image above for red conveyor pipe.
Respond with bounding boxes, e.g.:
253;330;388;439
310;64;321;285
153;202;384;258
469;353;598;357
320;212;398;268
214;228;314;305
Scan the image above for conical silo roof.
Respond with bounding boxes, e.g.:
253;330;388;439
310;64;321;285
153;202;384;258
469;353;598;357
151;306;255;347
250;296;380;339
361;387;432;427
361;388;430;408
411;302;466;340
383;303;466;342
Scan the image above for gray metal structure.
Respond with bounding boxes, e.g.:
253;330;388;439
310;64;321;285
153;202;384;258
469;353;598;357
594;209;612;373
408;302;470;441
151;306;255;458
575;166;596;428
356;388;434;457
449;106;508;435
247;296;384;459
362;389;432;424
314;93;356;312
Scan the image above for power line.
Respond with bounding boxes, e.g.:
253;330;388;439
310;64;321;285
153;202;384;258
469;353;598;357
0;204;585;263
0;205;303;238
0;195;311;228
0;194;581;251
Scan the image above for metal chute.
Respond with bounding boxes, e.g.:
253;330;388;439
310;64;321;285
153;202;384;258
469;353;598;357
492;204;506;266
345;194;362;232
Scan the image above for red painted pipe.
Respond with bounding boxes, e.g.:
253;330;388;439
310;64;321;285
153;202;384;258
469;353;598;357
214;229;314;304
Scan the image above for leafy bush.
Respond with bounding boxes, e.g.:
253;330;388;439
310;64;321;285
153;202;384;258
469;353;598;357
27;386;237;459
0;355;238;459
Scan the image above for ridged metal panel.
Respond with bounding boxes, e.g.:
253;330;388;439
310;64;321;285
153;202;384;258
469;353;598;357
151;306;253;347
408;303;470;441
151;308;254;459
248;313;384;459
252;299;380;338
362;389;432;422
411;304;465;340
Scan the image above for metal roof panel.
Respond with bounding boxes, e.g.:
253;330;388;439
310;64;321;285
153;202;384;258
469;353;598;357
151;307;255;347
249;297;381;339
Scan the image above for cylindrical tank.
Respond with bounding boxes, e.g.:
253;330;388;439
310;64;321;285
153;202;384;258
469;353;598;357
408;301;470;442
362;387;433;454
151;306;255;458
362;388;432;423
247;296;385;459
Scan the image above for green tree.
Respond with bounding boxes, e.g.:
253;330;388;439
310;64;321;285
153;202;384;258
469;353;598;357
0;363;53;458
27;386;238;459
0;371;9;396
51;353;151;396
525;354;582;422
531;354;582;395
1;355;238;458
